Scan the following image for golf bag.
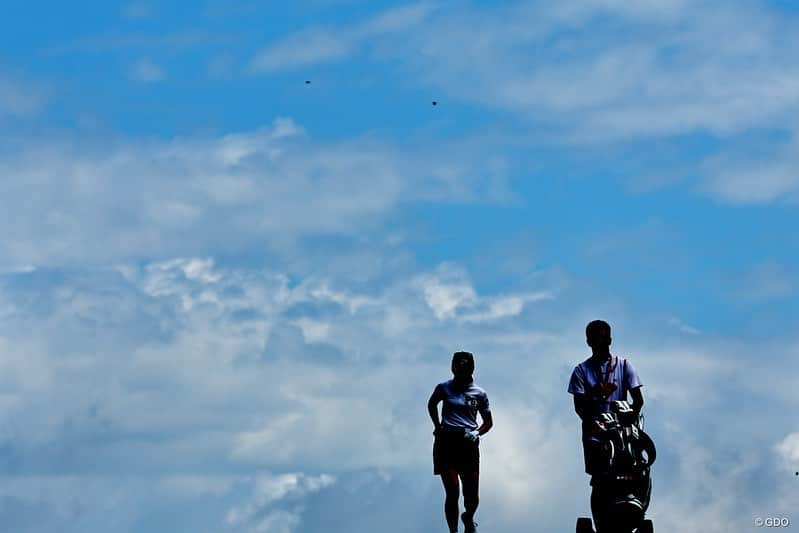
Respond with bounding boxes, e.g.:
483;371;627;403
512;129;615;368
578;400;656;533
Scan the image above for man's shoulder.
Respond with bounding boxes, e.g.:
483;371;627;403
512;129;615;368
469;383;488;396
619;356;643;386
568;359;590;394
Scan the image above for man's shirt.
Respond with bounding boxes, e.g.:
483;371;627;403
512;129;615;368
567;355;642;438
431;379;490;432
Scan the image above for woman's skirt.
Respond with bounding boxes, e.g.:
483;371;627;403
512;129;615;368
433;429;480;475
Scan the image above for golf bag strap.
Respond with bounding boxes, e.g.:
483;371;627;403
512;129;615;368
622;357;627;392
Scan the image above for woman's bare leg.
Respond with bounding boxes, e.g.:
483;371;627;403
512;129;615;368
460;470;479;526
440;468;460;532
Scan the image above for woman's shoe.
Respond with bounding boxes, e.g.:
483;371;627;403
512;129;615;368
461;512;478;533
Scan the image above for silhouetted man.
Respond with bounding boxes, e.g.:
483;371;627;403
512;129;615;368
568;320;644;526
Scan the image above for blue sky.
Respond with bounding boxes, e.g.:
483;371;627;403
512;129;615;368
1;1;798;532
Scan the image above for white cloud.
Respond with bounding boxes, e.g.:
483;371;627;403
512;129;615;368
0;118;510;270
124;1;152;19
730;262;797;302
406;1;799;141
5;3;799;531
129;58;165;82
0;475;145;531
776;432;799;470
51;29;229;54
666;316;700;335
1;255;797;531
306;284;378;314
208;53;236;78
415;263;555;322
250;1;799;149
225;472;335;533
250;3;433;73
249;510;299;533
700;130;799;204
704;163;799;204
0;72;46;117
647;438;759;533
293;317;331;343
0;255;563;477
231;414;306;463
251;29;354;72
357;2;434;36
157;474;239;499
419;272;477;320
246;0;799;204
479;403;582;524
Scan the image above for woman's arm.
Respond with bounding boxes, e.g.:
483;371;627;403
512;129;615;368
477;411;493;435
428;387;442;432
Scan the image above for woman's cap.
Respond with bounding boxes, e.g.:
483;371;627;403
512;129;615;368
452;351;474;362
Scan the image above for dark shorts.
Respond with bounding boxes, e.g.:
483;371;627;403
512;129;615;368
433;430;480;475
583;437;599;475
583;437;611;482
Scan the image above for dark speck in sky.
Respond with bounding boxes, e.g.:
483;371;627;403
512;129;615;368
432;101;437;106
305;80;311;84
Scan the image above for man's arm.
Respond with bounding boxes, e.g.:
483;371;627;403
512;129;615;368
629;386;644;413
622;358;643;413
573;393;590;421
568;366;588;421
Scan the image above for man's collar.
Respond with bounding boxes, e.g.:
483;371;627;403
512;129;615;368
589;353;613;365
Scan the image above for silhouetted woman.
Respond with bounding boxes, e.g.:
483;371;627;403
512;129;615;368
428;351;493;533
